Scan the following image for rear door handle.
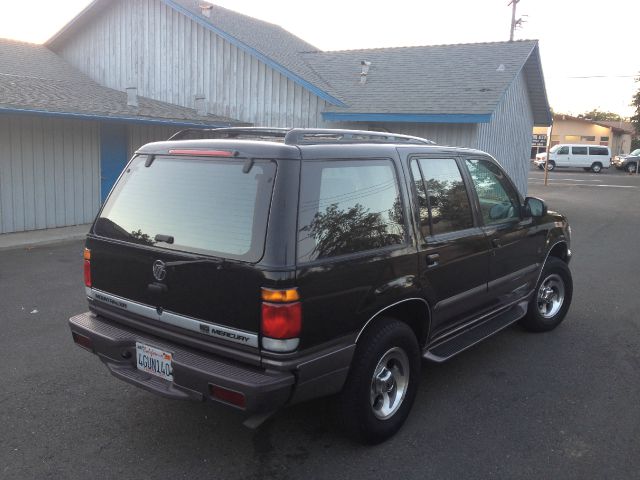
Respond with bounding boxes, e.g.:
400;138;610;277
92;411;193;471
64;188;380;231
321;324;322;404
492;238;502;248
426;253;440;267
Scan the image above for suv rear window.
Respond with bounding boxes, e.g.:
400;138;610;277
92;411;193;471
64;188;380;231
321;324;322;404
94;155;276;261
297;159;405;262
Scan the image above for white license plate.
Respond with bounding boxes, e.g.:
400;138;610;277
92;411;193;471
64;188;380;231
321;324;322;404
135;342;173;381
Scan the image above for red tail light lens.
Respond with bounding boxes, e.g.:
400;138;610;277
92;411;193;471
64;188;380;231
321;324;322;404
72;332;93;351
209;384;246;409
83;248;91;287
261;302;301;339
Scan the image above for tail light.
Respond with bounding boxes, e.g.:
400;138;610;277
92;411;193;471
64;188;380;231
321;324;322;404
83;248;91;287
261;288;301;352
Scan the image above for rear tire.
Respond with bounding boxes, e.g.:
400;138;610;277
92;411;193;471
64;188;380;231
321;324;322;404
591;162;602;173
520;257;572;332
339;318;420;444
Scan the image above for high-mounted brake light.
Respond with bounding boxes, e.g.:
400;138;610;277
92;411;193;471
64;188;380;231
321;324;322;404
168;149;235;157
83;248;91;287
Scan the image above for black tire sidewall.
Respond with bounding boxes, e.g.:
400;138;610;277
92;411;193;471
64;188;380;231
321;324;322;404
340;319;420;444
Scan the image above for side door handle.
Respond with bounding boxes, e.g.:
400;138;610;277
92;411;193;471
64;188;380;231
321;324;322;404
492;238;502;248
426;253;440;267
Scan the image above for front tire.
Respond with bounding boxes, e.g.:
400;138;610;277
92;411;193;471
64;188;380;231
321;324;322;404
339;318;420;444
520;257;572;332
546;161;555;171
627;163;637;174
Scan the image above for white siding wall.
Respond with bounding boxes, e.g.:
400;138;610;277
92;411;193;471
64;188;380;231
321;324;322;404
475;71;534;195
369;123;478;147
127;124;180;159
0;115;100;234
55;0;330;128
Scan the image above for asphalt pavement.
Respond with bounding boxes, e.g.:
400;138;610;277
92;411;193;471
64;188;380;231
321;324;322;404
2;165;639;479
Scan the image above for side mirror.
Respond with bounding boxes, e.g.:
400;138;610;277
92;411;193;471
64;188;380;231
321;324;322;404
524;197;547;218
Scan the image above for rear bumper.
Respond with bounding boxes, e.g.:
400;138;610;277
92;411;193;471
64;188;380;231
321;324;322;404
69;312;295;414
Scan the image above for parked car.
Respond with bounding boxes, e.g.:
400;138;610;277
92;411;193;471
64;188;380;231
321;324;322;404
69;128;573;444
612;148;640;173
534;144;611;172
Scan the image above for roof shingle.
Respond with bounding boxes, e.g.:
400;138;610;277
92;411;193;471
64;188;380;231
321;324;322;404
0;38;243;126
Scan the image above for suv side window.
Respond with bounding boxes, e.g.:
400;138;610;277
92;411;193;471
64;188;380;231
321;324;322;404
465;159;520;225
410;158;474;237
297;159;406;262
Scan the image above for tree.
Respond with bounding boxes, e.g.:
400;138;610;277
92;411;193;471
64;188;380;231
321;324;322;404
631;74;640;135
578;109;623;122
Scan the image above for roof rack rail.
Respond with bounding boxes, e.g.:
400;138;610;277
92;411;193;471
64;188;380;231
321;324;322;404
169;127;290;141
168;127;436;146
283;128;435;146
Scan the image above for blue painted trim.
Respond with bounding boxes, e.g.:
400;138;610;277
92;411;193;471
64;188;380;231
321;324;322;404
161;0;346;108
0;106;233;128
321;112;492;124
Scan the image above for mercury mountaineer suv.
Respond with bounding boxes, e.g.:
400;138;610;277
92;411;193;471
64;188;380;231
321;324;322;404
69;128;573;444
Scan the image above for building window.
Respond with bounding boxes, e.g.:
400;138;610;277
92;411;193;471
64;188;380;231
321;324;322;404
564;135;580;142
580;135;596;142
600;136;609;141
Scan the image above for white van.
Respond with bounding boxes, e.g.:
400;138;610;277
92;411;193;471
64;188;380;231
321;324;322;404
534;144;611;173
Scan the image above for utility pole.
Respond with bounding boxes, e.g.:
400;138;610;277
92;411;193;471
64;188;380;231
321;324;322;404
509;0;520;41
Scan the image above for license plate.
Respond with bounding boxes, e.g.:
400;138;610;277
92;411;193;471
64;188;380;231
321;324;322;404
135;342;173;381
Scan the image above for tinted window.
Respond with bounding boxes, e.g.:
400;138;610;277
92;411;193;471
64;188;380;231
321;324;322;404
410;160;430;238
589;146;609;155
557;146;570;155
572;146;588;155
297;160;405;262
466;159;520;225
413;158;474;236
95;156;275;261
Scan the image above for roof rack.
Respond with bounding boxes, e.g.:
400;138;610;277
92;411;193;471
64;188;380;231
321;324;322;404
168;127;290;141
168;127;435;145
283;128;435;146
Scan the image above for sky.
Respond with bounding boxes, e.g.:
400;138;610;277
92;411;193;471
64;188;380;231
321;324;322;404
0;0;638;117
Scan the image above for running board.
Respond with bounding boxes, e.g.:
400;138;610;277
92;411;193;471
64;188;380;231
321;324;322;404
424;303;527;363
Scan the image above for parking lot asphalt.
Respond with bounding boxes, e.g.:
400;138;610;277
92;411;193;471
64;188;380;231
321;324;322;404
2;166;640;480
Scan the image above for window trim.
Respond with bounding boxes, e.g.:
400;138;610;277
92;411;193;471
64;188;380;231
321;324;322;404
295;157;411;264
407;154;479;241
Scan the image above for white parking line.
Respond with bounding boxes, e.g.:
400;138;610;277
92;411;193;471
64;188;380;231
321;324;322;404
528;181;637;189
529;178;602;182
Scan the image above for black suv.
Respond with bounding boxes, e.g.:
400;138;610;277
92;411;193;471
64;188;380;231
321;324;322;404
69;128;573;443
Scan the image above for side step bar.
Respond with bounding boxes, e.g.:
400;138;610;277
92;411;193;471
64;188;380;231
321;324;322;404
424;301;528;363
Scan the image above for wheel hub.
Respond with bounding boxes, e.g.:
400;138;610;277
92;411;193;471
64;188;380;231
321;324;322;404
537;273;565;319
370;347;410;420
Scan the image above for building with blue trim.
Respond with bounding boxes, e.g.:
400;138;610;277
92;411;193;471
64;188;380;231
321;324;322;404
0;0;551;235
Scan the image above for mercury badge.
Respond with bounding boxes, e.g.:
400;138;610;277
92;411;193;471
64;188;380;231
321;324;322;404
152;260;167;282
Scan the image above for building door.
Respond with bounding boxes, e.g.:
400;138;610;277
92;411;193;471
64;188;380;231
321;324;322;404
100;123;128;202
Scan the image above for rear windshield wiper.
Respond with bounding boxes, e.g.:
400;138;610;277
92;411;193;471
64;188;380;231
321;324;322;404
164;258;225;268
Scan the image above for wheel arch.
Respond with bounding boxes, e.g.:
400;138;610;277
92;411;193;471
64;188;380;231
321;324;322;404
356;298;431;348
